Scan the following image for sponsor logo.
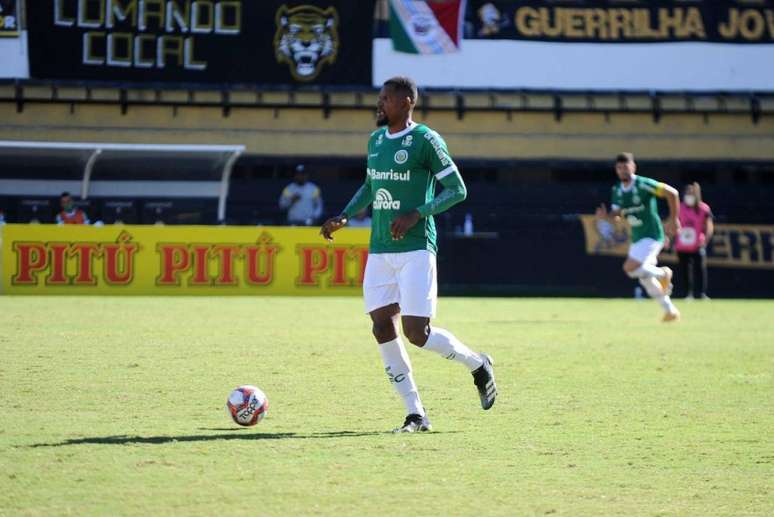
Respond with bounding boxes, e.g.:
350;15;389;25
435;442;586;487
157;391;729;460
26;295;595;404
368;168;411;182
385;366;406;384
401;135;413;147
368;153;379;158
394;150;409;164
373;188;401;210
424;132;450;166
274;5;339;82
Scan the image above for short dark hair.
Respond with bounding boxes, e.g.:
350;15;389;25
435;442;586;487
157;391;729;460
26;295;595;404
616;152;635;164
60;191;71;198
383;76;418;104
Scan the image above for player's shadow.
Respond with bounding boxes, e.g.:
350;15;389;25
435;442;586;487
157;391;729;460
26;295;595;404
30;430;392;447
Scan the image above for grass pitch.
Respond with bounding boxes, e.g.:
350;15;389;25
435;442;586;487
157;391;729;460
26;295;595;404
1;296;772;516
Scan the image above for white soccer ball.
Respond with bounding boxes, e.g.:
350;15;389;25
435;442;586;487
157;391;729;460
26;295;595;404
226;385;268;426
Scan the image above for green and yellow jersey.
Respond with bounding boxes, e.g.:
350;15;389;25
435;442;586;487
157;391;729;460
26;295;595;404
611;175;666;243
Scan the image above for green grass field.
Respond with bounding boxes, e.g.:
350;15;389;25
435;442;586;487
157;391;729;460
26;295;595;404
1;297;772;516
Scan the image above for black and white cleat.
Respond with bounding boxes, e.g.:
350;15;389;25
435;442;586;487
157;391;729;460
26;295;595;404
392;413;432;433
472;354;497;410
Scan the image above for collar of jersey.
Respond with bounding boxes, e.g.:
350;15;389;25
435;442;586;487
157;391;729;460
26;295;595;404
620;175;637;192
384;121;417;140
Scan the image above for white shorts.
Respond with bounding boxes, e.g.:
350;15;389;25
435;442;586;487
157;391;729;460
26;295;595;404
363;250;437;317
628;238;663;265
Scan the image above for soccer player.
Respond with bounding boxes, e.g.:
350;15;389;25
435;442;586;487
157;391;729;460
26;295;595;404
595;153;681;321
320;76;497;433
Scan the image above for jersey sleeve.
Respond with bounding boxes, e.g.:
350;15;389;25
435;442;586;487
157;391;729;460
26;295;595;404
638;176;665;197
423;130;458;180
416;130;466;218
416;169;467;218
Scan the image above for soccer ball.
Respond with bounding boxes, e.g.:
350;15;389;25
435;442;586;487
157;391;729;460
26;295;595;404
226;385;268;426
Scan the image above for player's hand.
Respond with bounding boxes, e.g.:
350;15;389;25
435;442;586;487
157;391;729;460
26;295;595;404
595;203;608;219
390;210;421;240
664;218;680;238
320;215;348;242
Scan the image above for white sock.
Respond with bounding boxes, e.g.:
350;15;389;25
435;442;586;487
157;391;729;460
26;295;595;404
657;295;677;313
639;278;676;312
630;263;665;279
639;277;663;298
422;327;484;371
378;338;425;417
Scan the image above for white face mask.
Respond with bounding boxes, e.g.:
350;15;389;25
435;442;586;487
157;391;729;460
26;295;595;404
684;194;697;206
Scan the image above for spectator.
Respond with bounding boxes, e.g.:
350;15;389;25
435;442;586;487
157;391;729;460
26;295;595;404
0;208;5;225
278;165;323;225
347;208;372;228
56;192;90;225
675;182;713;300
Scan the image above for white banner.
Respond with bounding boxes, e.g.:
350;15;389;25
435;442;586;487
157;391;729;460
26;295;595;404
373;38;774;91
0;30;28;79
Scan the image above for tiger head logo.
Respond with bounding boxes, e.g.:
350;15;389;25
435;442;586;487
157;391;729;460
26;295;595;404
274;5;339;82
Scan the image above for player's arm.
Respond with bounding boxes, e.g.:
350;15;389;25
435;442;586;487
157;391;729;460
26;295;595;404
595;203;621;221
391;170;466;240
320;176;372;241
417;169;467;218
596;187;622;221
654;181;681;237
392;131;466;239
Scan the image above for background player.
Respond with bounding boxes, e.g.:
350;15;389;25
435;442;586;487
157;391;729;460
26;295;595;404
320;76;497;433
595;153;682;321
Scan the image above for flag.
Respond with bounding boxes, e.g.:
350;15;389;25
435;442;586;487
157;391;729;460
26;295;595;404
389;0;466;54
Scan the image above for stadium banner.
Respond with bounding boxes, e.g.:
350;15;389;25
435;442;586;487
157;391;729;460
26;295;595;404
0;224;370;295
0;30;28;78
471;1;774;43
580;215;774;271
374;0;774;90
0;0;19;36
26;0;375;85
389;0;466;54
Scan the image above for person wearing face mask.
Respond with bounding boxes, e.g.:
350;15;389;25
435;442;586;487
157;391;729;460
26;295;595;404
675;183;713;300
56;192;90;225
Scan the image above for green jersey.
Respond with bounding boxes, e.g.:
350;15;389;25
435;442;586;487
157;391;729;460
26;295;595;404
611;175;665;243
342;122;467;254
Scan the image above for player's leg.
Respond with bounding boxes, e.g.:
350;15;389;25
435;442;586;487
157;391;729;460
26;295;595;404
625;239;679;320
398;251;496;410
364;254;429;433
402;316;483;370
624;239;670;286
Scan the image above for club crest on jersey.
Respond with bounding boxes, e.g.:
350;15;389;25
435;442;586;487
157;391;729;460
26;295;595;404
632;194;641;205
394;150;408;164
401;135;413;147
373;188;401;210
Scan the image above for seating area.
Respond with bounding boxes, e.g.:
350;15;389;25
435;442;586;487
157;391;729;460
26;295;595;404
3;178;772;228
